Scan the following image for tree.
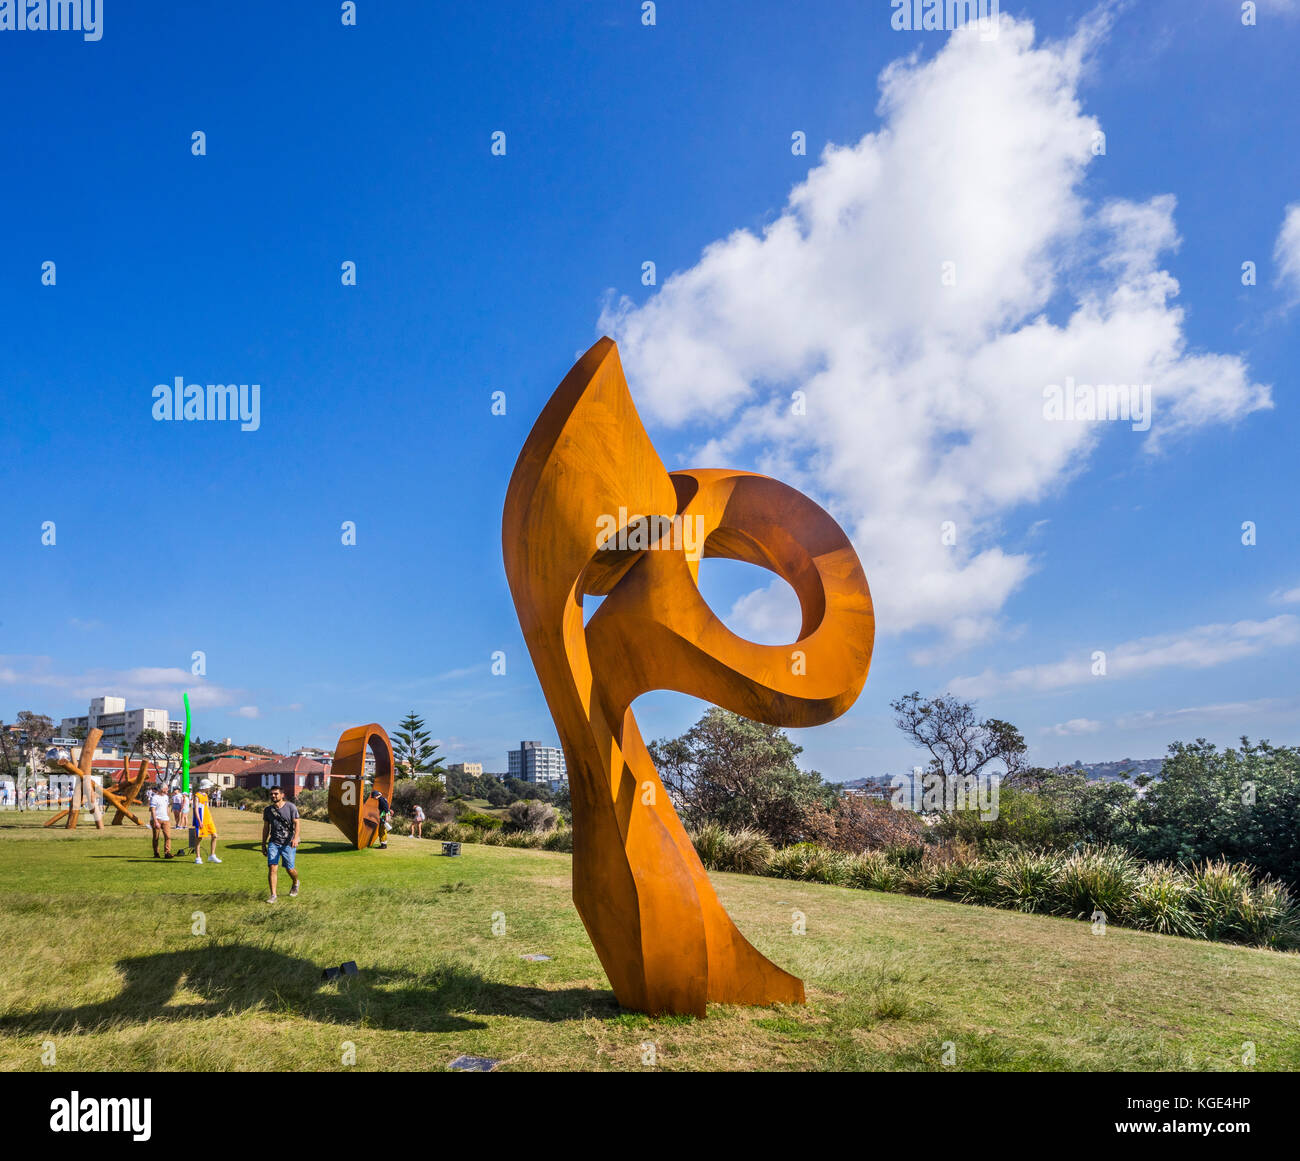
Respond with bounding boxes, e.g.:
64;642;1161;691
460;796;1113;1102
136;729;169;784
890;692;1027;809
12;712;56;788
392;711;446;781
0;721;16;777
1135;738;1300;886
649;707;834;844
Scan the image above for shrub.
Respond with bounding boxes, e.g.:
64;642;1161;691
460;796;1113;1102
689;823;774;875
1057;846;1142;923
393;778;454;824
994;849;1061;913
1127;863;1199;938
842;850;905;893
503;831;545;848
542;829;574;853
457;811;503;830
951;860;1001;907
506;800;558;834
766;842;848;885
802;795;927;853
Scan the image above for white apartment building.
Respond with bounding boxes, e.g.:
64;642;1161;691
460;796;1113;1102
507;741;567;786
60;696;179;750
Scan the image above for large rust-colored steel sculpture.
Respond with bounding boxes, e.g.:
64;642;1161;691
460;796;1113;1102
502;337;875;1017
327;723;395;848
45;727;106;830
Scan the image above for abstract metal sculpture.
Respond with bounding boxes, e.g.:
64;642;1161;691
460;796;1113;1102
105;756;149;827
45;727;105;830
327;723;396;849
502;337;875;1017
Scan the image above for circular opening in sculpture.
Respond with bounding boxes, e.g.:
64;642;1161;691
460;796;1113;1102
695;558;802;646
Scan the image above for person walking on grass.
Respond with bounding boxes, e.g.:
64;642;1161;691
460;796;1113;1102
409;803;425;838
149;782;174;859
191;780;221;865
261;785;300;902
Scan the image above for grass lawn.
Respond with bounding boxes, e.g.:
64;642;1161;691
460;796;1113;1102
1;808;1296;1071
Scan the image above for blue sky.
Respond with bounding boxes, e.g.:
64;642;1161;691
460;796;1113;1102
1;0;1296;781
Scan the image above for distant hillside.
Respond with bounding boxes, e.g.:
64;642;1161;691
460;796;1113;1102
1067;758;1164;782
839;757;1165;791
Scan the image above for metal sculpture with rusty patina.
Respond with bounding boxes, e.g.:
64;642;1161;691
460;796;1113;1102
502;337;875;1017
327;723;396;848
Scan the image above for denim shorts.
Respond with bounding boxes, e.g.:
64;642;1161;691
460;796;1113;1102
266;842;296;869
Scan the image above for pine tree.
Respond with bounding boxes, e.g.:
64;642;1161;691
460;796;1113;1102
392;711;446;781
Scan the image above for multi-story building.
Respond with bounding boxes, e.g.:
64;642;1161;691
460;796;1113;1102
507;741;567;786
446;762;483;777
60;696;178;750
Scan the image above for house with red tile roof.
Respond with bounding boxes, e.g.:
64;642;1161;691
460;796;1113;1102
235;754;327;799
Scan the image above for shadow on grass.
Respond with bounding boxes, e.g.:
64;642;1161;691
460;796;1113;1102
0;944;619;1035
221;840;359;856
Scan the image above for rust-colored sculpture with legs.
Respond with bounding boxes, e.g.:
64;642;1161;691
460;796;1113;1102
502;337;875;1017
327;723;395;848
45;727;105;829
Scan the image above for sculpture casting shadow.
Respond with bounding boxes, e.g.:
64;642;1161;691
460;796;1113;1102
0;945;619;1036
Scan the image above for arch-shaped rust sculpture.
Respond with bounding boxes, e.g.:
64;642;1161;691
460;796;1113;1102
327;723;395;849
502;337;875;1017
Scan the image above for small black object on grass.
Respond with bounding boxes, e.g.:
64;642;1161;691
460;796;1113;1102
322;967;340;981
441;841;462;857
322;961;359;981
448;1054;498;1072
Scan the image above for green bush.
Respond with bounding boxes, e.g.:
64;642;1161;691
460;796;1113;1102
689;823;774;875
542;829;574;853
1057;846;1141;923
458;811;503;830
685;828;1300;951
842;850;905;893
766;842;848;885
994;849;1061;913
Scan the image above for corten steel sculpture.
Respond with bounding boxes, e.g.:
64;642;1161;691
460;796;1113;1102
502;337;875;1017
104;756;149;827
327;723;396;848
45;727;105;829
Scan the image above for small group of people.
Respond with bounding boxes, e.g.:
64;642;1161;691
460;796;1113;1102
145;777;302;905
148;779;220;864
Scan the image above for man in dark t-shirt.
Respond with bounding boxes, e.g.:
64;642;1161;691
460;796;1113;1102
261;785;301;902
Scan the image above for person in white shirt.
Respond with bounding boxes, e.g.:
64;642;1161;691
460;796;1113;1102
149;784;174;859
409;804;425;838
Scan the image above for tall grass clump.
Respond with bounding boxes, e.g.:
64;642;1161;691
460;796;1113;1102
994;849;1062;913
766;842;849;885
1057;846;1142;923
689;823;774;875
842;850;905;893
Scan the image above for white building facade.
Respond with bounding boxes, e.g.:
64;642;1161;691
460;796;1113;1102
60;696;179;750
507;740;567;786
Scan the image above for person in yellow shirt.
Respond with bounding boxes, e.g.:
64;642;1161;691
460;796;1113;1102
191;781;221;864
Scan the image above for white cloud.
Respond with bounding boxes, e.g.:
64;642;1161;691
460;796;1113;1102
950;615;1300;698
725;582;802;644
1272;583;1300;604
1114;697;1296;732
1042;717;1103;736
0;655;243;714
1274;203;1300;304
600;15;1270;645
234;706;261;719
